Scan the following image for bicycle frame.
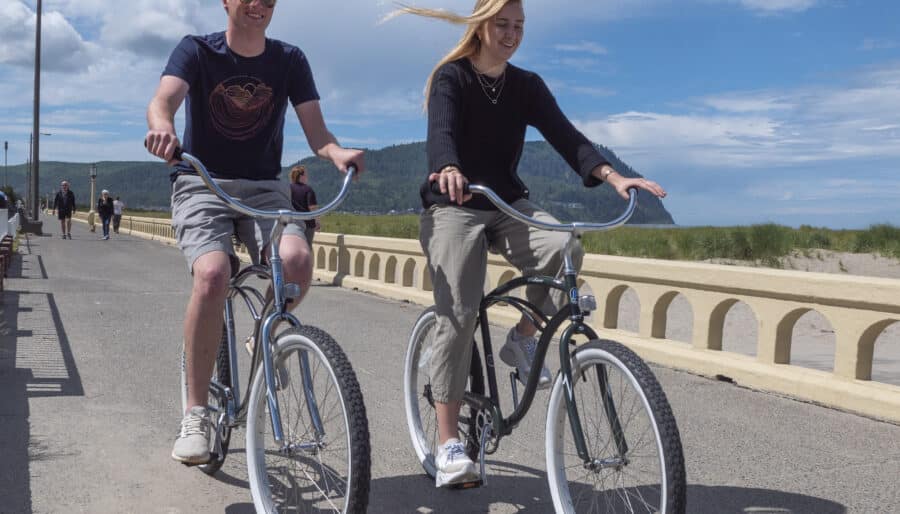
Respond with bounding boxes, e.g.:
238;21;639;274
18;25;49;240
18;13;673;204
177;150;355;450
460;184;639;469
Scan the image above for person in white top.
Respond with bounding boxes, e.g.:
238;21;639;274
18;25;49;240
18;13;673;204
112;196;125;234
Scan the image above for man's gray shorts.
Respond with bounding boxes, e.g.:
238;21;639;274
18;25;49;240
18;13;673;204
171;174;307;272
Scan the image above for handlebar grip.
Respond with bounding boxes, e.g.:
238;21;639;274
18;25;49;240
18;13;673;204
172;147;184;161
427;179;471;203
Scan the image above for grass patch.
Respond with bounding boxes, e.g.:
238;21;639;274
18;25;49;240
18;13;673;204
124;210;900;264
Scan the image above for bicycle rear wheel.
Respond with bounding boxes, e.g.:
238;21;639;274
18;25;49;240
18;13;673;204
546;340;686;513
403;307;485;476
246;326;371;513
179;326;232;475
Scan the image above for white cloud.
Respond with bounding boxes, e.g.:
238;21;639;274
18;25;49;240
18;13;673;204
554;41;608;56
738;0;817;13
0;0;95;72
703;94;793;113
860;38;898;51
746;178;900;203
573;63;900;170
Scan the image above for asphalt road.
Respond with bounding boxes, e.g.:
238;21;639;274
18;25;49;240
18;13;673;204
1;222;899;513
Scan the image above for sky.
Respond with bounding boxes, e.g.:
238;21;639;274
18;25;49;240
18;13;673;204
0;0;898;228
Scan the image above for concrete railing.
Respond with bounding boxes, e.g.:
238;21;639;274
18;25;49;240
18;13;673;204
312;233;900;424
4;212;18;238
66;215;900;423
71;212;178;245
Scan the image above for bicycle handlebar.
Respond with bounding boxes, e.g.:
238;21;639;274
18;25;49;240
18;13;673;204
429;181;638;234
174;148;355;222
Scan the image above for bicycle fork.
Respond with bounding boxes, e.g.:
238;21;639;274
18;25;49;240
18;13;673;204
557;249;630;472
260;243;326;453
559;328;630;472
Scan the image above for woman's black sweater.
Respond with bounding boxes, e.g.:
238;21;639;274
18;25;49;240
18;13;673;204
422;58;609;210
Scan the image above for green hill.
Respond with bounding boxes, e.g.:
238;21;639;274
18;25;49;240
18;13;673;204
16;141;674;224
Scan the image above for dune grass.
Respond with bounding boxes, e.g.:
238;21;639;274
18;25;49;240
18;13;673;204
131;210;900;263
324;214;900;263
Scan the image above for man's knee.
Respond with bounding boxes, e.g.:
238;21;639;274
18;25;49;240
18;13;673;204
192;255;232;298
280;236;313;284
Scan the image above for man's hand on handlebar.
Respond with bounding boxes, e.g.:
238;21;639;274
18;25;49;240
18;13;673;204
330;147;365;178
144;130;181;166
430;166;472;205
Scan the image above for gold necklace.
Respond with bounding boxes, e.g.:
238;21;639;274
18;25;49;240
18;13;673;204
473;66;506;105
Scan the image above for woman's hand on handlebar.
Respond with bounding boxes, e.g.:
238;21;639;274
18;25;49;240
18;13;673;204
603;168;667;200
430;166;472;205
143;130;181;165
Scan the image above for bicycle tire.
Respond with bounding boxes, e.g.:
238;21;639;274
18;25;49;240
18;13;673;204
545;339;686;513
179;325;232;475
403;307;485;477
246;325;371;513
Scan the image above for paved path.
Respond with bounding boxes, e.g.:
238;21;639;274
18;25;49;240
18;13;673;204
1;222;899;513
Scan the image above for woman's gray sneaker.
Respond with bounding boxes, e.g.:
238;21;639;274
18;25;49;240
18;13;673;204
172;405;211;464
499;327;552;389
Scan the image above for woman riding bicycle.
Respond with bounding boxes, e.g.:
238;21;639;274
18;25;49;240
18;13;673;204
394;0;667;488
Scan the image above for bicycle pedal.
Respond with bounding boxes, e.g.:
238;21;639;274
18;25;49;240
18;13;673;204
449;479;483;490
509;371;520;409
181;451;217;467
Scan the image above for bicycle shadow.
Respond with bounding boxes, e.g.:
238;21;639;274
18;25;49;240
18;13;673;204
367;461;847;513
218;447;355;514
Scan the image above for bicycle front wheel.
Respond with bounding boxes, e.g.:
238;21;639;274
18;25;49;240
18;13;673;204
546;340;686;513
246;326;371;514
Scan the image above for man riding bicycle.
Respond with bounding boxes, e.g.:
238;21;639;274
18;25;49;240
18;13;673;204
144;0;364;465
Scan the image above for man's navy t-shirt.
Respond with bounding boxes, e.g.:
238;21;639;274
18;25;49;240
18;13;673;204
163;32;319;180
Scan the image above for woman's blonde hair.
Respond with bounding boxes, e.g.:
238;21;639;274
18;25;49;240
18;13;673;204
289;165;307;184
387;0;522;108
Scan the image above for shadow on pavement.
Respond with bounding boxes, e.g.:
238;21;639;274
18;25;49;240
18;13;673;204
0;250;84;514
367;462;846;513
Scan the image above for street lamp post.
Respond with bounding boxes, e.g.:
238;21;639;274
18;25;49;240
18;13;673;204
27;132;51;214
3;141;7;189
31;0;43;221
88;164;97;232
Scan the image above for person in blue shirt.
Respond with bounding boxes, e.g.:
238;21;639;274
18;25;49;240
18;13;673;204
144;0;365;465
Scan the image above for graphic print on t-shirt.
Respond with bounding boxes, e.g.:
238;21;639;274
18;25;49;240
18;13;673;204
209;75;274;141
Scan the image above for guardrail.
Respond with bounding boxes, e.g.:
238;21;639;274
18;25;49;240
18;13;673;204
66;212;900;423
6;212;19;238
312;233;900;424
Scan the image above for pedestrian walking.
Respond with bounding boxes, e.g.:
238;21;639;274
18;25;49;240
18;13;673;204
289;164;320;247
113;196;126;234
97;190;114;240
52;180;76;239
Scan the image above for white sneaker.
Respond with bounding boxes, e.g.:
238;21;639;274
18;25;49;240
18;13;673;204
499;327;552;389
435;438;479;488
172;406;211;464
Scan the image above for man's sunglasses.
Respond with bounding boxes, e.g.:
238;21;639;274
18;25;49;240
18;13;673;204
239;0;276;7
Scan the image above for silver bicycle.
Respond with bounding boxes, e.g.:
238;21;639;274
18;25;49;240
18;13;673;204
177;151;371;513
404;184;686;512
